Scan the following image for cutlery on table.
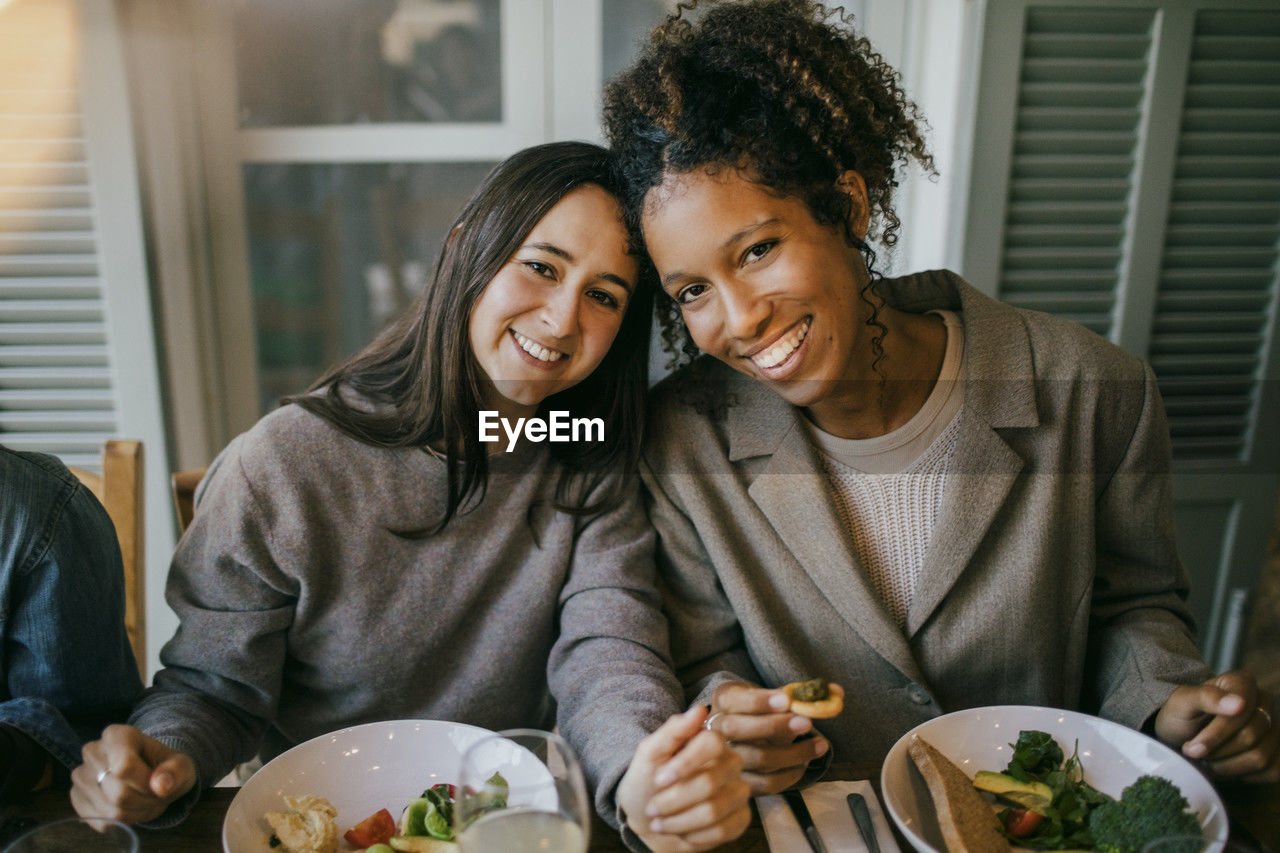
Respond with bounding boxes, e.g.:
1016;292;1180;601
846;792;881;853
782;789;828;853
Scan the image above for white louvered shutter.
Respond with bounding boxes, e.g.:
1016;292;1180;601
0;0;176;678
0;0;113;470
963;0;1280;667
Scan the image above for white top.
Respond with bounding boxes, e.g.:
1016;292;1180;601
805;310;965;626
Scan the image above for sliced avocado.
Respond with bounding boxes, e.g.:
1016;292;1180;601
388;836;455;853
400;798;432;837
973;770;1054;812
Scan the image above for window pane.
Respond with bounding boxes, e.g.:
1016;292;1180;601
242;162;498;413
235;0;501;127
602;0;670;84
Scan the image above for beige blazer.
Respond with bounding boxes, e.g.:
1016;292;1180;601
640;270;1213;765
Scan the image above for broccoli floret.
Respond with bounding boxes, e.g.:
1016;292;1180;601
1088;775;1202;853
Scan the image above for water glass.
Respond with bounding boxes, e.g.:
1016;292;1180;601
2;818;138;853
455;729;590;853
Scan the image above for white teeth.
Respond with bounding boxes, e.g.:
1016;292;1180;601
512;330;566;362
752;318;810;369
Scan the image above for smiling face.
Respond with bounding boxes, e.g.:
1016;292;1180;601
641;167;876;414
468;184;638;418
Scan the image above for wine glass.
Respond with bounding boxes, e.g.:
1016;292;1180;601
454;729;590;853
2;818;138;853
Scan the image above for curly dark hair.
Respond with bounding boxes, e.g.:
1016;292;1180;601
603;0;934;371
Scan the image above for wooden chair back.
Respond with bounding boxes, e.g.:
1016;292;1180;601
171;467;207;534
68;439;145;679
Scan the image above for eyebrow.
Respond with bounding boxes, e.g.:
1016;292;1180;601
658;218;782;289
523;241;634;292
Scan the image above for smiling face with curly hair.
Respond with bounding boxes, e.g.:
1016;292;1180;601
641;163;893;428
603;0;935;386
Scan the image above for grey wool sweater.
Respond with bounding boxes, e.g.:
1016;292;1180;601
129;402;682;827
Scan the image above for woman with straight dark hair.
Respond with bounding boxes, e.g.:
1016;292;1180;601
70;141;752;851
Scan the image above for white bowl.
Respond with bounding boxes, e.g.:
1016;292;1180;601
879;705;1227;853
222;719;502;853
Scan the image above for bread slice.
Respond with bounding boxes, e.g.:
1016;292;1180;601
907;734;1010;853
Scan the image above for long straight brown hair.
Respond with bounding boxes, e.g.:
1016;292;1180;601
289;141;654;533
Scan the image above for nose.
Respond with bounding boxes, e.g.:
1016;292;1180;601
539;286;581;340
721;284;770;342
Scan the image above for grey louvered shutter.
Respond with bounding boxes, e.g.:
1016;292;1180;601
1149;9;1280;462
0;0;176;678
992;6;1154;337
963;0;1280;668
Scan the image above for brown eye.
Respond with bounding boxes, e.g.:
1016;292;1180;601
743;240;776;264
676;283;708;305
587;289;621;309
524;260;555;278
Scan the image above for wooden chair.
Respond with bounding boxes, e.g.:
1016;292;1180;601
68;440;146;680
171;467;207;534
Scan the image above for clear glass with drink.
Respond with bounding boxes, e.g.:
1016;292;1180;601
2;818;138;853
454;729;590;853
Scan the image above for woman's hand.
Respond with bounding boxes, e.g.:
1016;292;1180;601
71;724;197;824
1154;671;1278;782
707;682;834;795
618;706;751;852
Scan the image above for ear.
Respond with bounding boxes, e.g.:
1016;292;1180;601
836;170;870;239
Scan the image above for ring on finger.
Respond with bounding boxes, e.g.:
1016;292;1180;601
704;712;723;733
96;767;111;785
1260;707;1273;730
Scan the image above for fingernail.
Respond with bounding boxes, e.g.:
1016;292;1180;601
654;769;675;787
649;818;664;832
788;715;811;733
646;802;660;817
1222;694;1246;714
1185;742;1206;758
155;772;174;796
769;693;790;711
814;738;829;756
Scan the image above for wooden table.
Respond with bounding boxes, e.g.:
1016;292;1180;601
3;765;1275;852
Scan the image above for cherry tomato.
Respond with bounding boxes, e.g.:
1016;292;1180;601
344;808;396;848
1004;808;1044;837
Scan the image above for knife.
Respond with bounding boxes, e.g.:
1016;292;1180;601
782;789;828;853
846;792;881;853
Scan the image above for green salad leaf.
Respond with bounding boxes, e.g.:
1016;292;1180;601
984;731;1199;852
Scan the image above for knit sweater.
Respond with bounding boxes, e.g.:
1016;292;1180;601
129;402;682;826
811;310;966;626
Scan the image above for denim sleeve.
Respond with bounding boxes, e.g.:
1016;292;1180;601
1;474;144;774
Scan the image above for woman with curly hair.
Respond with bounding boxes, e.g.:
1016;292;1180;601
603;0;1278;807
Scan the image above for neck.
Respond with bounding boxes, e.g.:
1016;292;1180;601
805;306;947;439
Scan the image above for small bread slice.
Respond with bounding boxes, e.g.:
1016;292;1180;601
907;734;1010;853
781;680;843;718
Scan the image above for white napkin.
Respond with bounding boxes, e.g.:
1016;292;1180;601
758;780;901;852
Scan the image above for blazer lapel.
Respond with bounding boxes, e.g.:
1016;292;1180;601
896;272;1039;636
735;387;926;685
905;414;1024;636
